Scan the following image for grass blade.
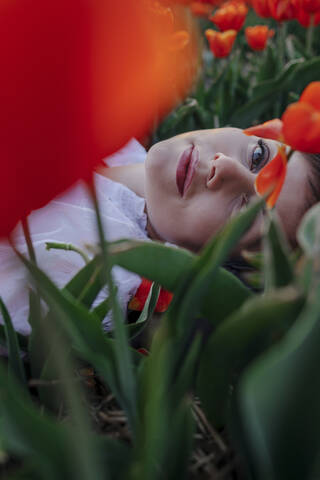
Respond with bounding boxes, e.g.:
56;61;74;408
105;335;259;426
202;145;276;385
0;297;27;388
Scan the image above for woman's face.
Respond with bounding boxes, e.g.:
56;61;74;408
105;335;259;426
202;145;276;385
145;128;310;251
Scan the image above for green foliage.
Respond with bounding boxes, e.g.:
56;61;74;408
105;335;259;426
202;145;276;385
238;286;320;480
1;194;320;479
154;14;320;142
0;298;27;389
196;287;305;427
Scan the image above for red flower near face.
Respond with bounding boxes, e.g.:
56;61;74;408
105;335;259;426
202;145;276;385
205;29;237;56
282;82;320;153
210;2;248;31
252;0;272;17
245;83;320;208
268;0;298;20
0;0;198;238
255;146;287;209
244;119;284;140
245;83;320;154
128;278;173;313
245;25;274;50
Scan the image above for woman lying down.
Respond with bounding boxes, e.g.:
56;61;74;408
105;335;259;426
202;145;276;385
1;127;319;335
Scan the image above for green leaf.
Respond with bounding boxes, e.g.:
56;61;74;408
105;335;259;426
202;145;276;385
132;338;172;480
0;298;27;388
200;267;253;325
27;289;47;380
297;202;320;257
252;59;303;98
109;240;194;292
242;270;263;290
196;287;305;427
156;98;199;136
45;241;90;265
64;256;98;296
230;59;303;126
126;283;161;340
171;333;202;403
256;45;280;83
92;296;112;321
241;250;264;270
0;324;27;352
263;213;295;291
16;251;138;425
63;256;106;308
164;398;195;480
238;283;320;480
0;361;106;480
171;197;264;332
290;56;320;96
231;56;320;127
136;283;160;326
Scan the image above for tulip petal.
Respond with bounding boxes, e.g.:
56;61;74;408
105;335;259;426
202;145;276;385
0;0;199;238
255;146;287;209
282;102;320;153
245;25;274;50
244;119;284;141
209;2;247;31
205;29;237;57
128;278;173;313
300;81;320;111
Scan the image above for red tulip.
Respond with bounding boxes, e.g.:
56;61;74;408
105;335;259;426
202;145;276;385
297;0;320;12
205;29;237;56
245;25;274;50
255;146;287;209
299;81;320;109
282;83;320;153
268;0;298;20
128;278;173;313
246;83;320;208
0;0;198;238
245;83;320;154
244;119;284;141
252;0;272;17
295;7;320;25
210;2;248;31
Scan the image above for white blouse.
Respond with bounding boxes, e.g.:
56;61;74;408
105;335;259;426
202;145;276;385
0;139;148;335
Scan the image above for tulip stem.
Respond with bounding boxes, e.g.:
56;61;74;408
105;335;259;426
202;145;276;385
277;22;287;67
45;241;90;264
21;217;37;264
306;14;314;56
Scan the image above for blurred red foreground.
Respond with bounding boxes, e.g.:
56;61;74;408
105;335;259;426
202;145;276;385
0;0;198;237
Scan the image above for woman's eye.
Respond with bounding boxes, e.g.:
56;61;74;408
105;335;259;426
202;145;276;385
251;139;270;172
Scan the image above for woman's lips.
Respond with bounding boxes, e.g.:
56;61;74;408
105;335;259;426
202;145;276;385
176;145;199;197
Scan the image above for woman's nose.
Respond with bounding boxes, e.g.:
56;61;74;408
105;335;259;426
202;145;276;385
206;153;256;196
